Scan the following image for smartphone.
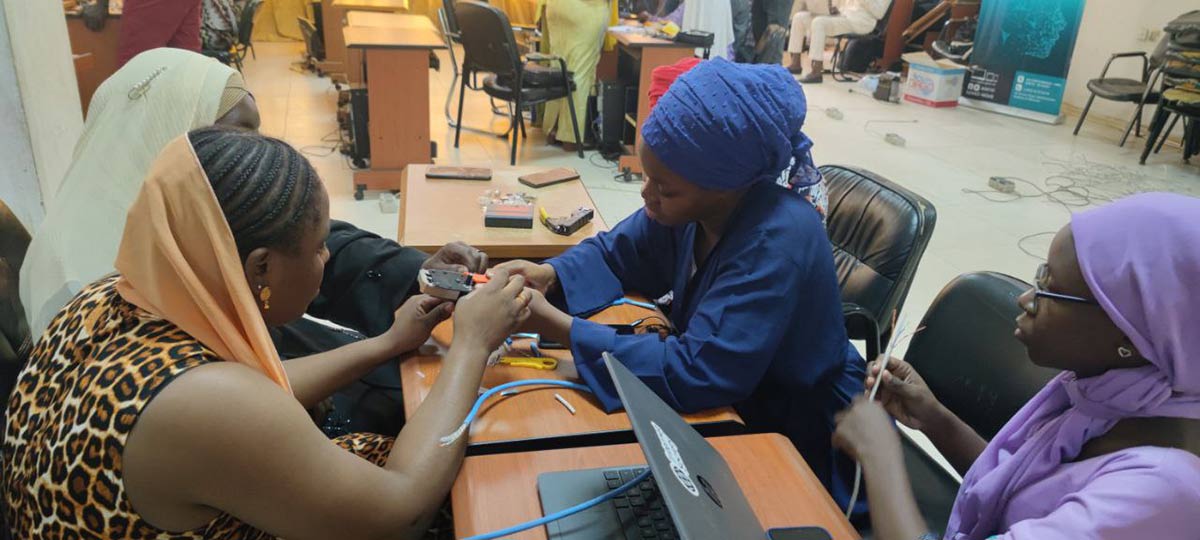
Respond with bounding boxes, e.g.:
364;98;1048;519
518;167;580;188
426;166;492;180
766;527;832;540
606;323;636;335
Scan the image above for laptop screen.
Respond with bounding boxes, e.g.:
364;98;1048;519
603;352;763;539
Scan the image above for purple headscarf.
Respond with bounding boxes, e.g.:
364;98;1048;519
945;192;1200;539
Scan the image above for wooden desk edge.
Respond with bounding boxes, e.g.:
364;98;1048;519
452;433;861;540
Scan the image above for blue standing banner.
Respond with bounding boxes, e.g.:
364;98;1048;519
960;0;1087;124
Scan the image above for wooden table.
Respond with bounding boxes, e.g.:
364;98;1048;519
608;31;696;175
397;164;610;259
344;12;438;84
401;300;743;455
318;0;412;75
345;10;433;28
451;434;861;540
345;27;446;194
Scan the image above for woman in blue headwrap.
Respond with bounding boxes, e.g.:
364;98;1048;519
497;58;865;509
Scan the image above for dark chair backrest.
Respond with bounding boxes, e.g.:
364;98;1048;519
822;165;936;343
0;199;30;369
1149;34;1170;71
239;0;264;47
443;0;462;39
870;0;897;36
906;272;1059;440
0;199;31;540
455;1;521;78
298;17;325;60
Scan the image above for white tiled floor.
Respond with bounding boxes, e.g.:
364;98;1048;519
245;40;1199;477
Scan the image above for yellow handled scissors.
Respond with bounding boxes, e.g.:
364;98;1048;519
498;356;559;370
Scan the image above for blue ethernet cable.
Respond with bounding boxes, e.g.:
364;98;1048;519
462;469;653;540
439;379;592;446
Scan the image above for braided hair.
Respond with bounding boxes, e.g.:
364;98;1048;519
188;126;323;259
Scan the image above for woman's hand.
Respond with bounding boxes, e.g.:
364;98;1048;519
423;242;488;273
832;397;901;463
379;295;453;356
451;268;532;354
520;288;574;345
489;260;558;294
866;356;943;431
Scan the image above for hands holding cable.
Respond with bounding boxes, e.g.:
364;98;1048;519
833;356;944;462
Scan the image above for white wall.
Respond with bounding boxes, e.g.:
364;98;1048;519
0;0;84;232
1064;0;1193;122
0;5;42;232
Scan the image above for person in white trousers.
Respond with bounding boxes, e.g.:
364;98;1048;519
785;0;834;73
792;0;890;83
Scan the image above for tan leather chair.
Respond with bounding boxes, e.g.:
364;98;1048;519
0;199;31;368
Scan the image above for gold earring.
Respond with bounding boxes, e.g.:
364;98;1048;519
258;285;272;311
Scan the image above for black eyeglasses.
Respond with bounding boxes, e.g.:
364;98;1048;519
1030;263;1098;313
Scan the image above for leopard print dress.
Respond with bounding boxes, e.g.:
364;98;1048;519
2;277;395;539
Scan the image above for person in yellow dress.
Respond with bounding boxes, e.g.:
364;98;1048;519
540;0;613;151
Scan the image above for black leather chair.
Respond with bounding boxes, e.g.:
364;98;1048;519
882;272;1059;536
822;165;936;361
0;199;31;540
440;0;541;129
0;199;30;377
454;1;583;165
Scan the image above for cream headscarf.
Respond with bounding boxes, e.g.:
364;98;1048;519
115;135;291;392
20;48;247;341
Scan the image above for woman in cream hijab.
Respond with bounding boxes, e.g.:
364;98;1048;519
20;47;259;340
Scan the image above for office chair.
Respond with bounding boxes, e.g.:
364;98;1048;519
861;272;1057;538
440;0;540;132
232;0;264;70
822;165;936;361
202;0;263;71
828;2;897;82
1073;36;1168;147
298;17;326;72
454;1;583;165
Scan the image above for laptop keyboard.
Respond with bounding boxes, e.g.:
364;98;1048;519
604;467;680;540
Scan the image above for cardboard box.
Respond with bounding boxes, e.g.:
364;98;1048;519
902;52;967;108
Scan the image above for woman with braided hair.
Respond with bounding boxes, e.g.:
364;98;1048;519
2;127;533;539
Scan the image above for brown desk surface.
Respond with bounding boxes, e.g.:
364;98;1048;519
612;30;692;49
345;10;436;30
332;0;409;10
344;24;446;49
451;434;861;540
398;165;610;259
401;300;742;453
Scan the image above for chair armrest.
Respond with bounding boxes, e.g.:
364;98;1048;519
843;303;881;361
525;52;558;62
1100;51;1149;79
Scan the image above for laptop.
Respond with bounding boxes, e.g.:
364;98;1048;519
537;353;764;540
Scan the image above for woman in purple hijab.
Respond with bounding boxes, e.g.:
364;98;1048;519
833;192;1200;540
